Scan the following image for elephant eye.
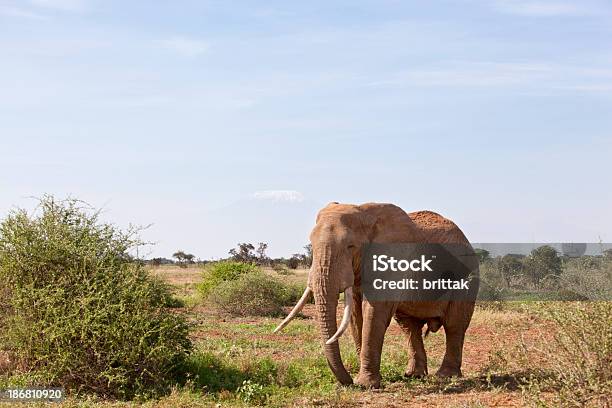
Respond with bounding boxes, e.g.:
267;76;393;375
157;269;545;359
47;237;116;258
347;245;355;249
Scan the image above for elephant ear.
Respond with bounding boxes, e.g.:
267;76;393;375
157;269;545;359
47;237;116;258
353;212;377;243
357;203;419;244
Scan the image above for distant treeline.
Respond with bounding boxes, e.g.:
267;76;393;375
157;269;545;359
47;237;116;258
146;242;313;269
477;245;612;301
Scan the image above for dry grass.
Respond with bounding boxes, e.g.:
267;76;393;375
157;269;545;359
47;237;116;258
150;265;310;293
150;265;203;286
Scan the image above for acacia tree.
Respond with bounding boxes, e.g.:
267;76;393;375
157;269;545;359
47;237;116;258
229;243;256;263
303;244;313;267
287;255;300;269
172;250;195;268
256;242;269;265
524;245;561;288
498;254;524;288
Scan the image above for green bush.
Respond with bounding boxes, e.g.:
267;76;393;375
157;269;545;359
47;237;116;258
0;196;191;399
272;263;294;276
197;261;259;297
558;259;612;300
525;302;612;407
524;245;562;288
476;281;505;302
206;272;298;317
285;282;309;305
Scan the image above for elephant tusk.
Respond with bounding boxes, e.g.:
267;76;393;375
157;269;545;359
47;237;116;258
273;287;312;333
325;287;353;345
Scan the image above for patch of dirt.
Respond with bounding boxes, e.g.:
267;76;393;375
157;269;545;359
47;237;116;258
358;389;527;408
0;351;10;373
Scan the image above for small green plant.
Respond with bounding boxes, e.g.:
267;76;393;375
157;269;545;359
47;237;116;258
197;261;259;297
237;379;268;405
206;272;297;317
0;196;191;399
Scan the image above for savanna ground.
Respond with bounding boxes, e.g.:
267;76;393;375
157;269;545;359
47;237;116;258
2;264;606;407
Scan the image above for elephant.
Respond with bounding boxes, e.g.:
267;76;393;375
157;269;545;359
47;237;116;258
274;202;477;388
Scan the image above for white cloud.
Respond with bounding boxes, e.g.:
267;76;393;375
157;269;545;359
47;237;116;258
251;190;305;203
1;0;86;19
366;61;612;93
29;0;86;12
160;36;210;57
557;84;612;92
0;6;48;19
492;0;594;17
367;62;552;88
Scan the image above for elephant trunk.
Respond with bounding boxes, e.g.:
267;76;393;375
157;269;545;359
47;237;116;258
312;264;353;385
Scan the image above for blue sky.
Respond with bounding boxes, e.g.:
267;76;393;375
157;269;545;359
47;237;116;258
1;0;611;258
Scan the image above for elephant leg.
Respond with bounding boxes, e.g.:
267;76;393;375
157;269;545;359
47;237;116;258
437;327;465;377
437;302;474;377
395;313;427;377
355;301;395;389
349;287;363;356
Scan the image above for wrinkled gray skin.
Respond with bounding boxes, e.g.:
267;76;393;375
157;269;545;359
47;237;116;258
303;202;477;388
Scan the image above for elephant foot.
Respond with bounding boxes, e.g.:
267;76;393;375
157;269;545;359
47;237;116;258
404;365;427;378
354;373;381;389
435;366;462;378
